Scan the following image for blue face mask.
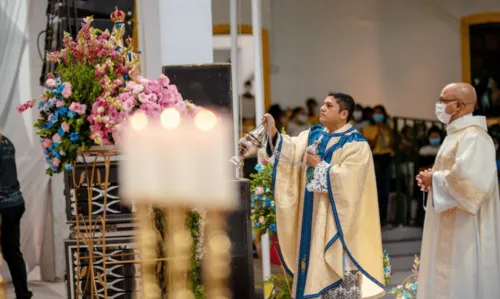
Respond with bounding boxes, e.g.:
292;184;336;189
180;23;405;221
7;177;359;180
429;138;441;146
373;113;385;123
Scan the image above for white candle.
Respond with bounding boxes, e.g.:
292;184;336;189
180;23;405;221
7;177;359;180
120;109;237;209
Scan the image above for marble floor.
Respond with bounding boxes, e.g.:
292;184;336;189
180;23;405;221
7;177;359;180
7;226;422;298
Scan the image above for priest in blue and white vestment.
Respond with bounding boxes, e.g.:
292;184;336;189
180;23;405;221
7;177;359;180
262;92;385;299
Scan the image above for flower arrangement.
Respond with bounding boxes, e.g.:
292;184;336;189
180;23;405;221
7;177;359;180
16;12;201;175
250;158;276;235
389;255;420;299
383;250;392;285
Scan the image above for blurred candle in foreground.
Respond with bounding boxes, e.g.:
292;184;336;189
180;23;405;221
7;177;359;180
119;108;237;209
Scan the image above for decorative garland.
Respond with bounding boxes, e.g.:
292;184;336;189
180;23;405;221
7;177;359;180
152;208;205;298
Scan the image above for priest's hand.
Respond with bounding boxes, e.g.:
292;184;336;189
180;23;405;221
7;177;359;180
416;168;433;191
306;154;321;167
262;114;278;138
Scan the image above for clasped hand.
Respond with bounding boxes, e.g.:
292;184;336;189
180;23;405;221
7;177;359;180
306;153;321;167
416;168;433;192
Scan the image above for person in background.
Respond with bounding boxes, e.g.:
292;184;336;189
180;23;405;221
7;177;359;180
488;77;500;115
267;104;285;134
413;125;444;226
241;80;256;134
0;134;33;299
306;98;320;125
282;107;293;129
351;104;370;131
418;125;444;160
287;107;310;136
362;105;393;226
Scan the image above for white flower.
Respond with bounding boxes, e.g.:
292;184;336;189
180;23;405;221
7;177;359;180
102;116;110;123
132;84;144;94
97;106;105;114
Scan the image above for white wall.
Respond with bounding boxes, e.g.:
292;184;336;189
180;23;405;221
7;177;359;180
270;0;500;119
212;0;272;29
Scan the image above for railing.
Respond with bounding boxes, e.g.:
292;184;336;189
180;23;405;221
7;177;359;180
392;117;445;225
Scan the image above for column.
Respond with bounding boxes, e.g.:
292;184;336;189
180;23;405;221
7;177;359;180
139;0;214;77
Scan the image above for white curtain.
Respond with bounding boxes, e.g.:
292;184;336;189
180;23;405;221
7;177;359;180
0;0;52;281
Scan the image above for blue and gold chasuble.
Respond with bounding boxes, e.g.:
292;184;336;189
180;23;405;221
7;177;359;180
269;124;385;299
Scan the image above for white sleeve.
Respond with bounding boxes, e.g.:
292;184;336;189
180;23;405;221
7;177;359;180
431;130;496;215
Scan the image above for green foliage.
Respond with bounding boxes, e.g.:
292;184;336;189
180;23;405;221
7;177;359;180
249;161;276;235
152;208;204;298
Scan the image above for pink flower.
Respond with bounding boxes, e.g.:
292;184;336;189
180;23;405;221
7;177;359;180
16;101;34;113
62;82;72;98
52;133;62;142
126;81;136;90
69;102;87;115
46;78;56;88
41;138;52;149
138;93;149;103
159;74;170;87
255;187;264;195
56;100;65;107
175;100;187;113
258;216;265;224
61;121;70;132
52;158;61;167
132;84;144;94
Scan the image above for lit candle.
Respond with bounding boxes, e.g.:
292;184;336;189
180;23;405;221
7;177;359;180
119;109;237;209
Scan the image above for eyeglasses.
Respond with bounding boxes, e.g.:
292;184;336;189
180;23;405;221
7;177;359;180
438;97;467;106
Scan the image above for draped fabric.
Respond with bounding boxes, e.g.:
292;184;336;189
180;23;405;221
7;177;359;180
417;116;500;299
0;0;52;280
267;124;385;299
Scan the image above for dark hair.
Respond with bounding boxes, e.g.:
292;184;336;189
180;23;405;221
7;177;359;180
290;107;305;121
401;125;412;136
267;104;283;118
267;104;284;130
306;98;317;107
427;125;443;139
327;91;355;123
371;105;389;124
354;104;363;111
362;106;373;121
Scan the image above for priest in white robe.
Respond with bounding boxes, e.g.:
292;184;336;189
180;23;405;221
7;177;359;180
416;82;500;299
262;92;385;299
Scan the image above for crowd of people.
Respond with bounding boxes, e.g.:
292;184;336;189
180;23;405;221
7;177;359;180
262;97;500;228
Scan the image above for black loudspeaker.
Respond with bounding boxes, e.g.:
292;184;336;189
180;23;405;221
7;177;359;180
227;179;256;299
162;63;233;115
65;0;135;19
64;162;135;223
65;237;140;299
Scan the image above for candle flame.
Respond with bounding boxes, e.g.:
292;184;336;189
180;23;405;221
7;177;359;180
194;110;217;131
160;108;181;130
130;112;148;131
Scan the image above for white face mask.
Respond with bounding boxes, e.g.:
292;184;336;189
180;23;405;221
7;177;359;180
353;111;363;121
298;114;307;123
435;102;457;124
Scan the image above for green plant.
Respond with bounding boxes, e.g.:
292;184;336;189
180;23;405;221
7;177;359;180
152;208;204;298
250;161;276;235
